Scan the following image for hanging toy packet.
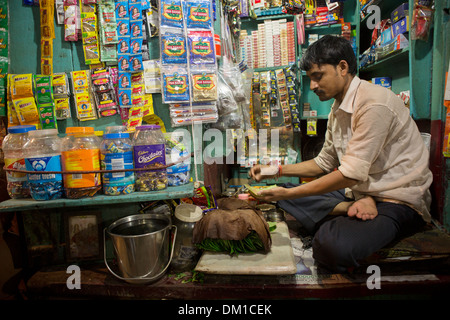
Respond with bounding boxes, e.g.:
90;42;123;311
184;0;212;29
188;30;215;65
160;0;184;28
162;66;190;104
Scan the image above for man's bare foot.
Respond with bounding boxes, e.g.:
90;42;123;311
347;196;378;220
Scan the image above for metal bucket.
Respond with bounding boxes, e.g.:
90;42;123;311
104;214;177;284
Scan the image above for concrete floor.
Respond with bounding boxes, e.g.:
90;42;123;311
0;220;22;300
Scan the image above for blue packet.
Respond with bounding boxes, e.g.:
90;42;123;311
117;19;130;37
130;37;143;54
118;37;130;54
118;72;132;89
115;1;129;19
160;0;184;28
184;0;212;29
162;68;190;103
161;32;187;65
118;88;132;107
130;54;143;73
118;54;131;72
188;30;215;65
129;3;142;20
130;20;143;38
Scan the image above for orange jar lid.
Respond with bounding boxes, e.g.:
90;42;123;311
66;127;95;135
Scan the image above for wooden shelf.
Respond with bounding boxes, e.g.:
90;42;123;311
0;183;195;213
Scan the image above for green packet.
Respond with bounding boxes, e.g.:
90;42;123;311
244;184;278;198
38;103;57;130
34;75;54;105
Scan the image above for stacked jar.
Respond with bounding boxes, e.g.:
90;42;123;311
61;127;102;198
132;125;168;191
2;125;36;198
23;129;64;200
100;132;135;195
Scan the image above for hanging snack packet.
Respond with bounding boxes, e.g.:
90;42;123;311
38;103;58;129
55;97;71;119
130;20;143;38
161;67;190;104
188;30;215;65
118;37;130;54
115;1;129;19
118;88;132;107
118;72;132;88
117;19;130;36
75;92;97;121
129;2;142;20
11;74;34;100
191;69;218;102
130;37;143;54
71;70;90;94
13;97;40;126
34;75;54;105
184;0;212;29
52;73;70;97
118;54;131;72
130;54;143;73
161;30;187;65
160;0;183;28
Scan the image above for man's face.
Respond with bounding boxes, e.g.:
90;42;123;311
306;63;346;101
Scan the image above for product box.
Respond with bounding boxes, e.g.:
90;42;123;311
372;77;392;90
391;2;409;24
392;16;409;38
375;34;409;61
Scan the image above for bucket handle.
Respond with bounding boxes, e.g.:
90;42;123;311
103;225;177;283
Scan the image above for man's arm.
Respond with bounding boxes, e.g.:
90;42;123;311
249;159;326;182
258;169;358;202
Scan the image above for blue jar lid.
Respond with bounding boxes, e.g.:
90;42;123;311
8;125;37;134
104;132;130;139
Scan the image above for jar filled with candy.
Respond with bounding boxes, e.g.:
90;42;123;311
132;125;168;191
24;129;64;201
100;132;135;195
2;125;36;198
61;127;102;198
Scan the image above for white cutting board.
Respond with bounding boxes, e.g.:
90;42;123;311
194;221;297;275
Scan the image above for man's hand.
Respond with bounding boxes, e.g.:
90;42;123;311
255;186;291;202
248;165;279;182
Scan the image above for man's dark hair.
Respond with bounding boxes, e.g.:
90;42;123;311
300;35;357;75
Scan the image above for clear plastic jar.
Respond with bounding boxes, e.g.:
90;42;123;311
170;204;203;272
132;125;168;191
24;129;64;201
61;127;102;198
2;125;36;198
104;125;127;134
100;132;135;195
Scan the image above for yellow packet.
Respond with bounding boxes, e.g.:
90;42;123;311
41;39;53;58
7;100;20;126
143;114;166;133
13;97;40;125
54;97;71;119
142;93;154;117
71;70;90;94
244;184;278;199
11;74;34;100
75;92;97;121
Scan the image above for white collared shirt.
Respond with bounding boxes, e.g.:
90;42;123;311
314;76;433;222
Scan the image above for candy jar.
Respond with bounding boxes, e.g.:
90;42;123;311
61;127;102;198
132;125;168;191
2;125;36;198
100;132;135;195
24;129;64;200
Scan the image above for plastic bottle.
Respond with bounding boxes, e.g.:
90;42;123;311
61;127;102;198
132;125;168;191
2;125;36;198
170;204;203;272
100;132;135;195
24;129;64;201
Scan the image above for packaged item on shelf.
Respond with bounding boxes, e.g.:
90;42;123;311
160;28;187;65
90;67;119;117
191;69;218;102
61;126;102;199
37;103;57;129
161;66;190;104
132;125;168;191
100;132;135;195
12;97;40;127
24;129;64;201
160;0;184;28
183;0;213;30
64;4;80;42
165;131;191;186
187;29;215;65
2;125;36;199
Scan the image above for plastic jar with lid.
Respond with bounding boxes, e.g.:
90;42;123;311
170;204;203;272
100;132;135;195
61;127;102;198
132;125;168;191
104;125;127;134
23;129;64;201
2;125;36;198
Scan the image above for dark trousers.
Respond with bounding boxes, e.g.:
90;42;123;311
277;183;425;272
